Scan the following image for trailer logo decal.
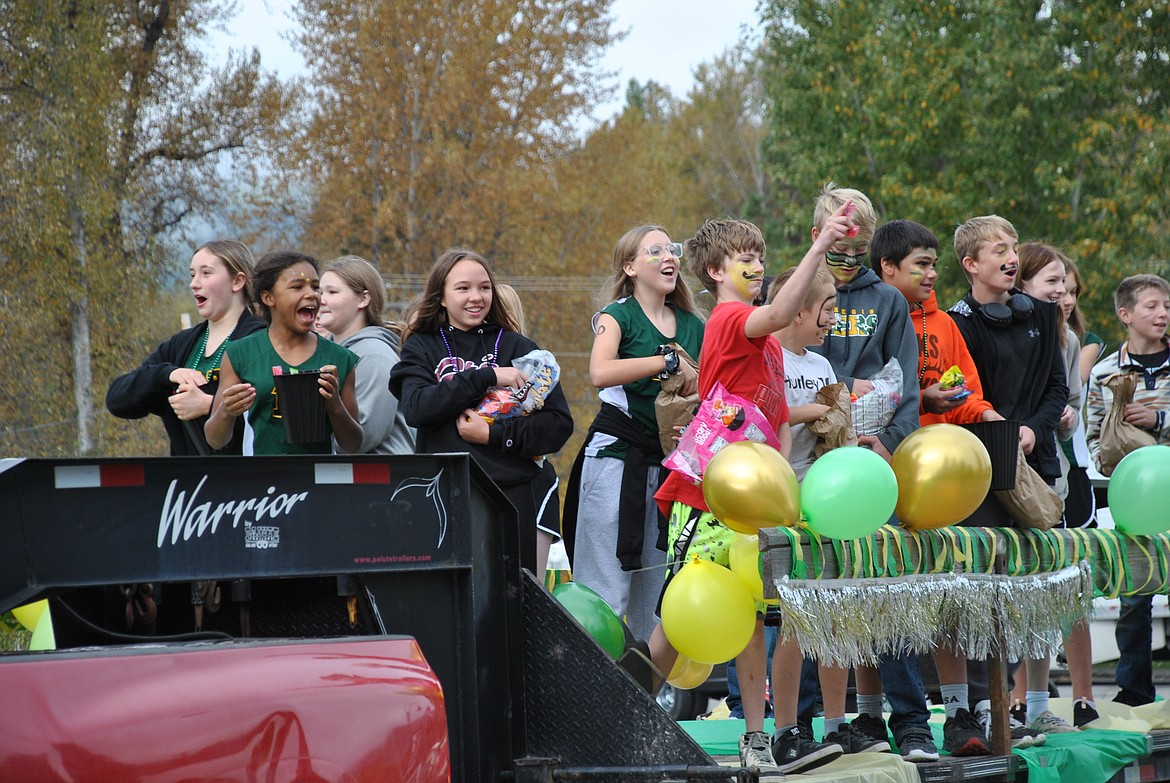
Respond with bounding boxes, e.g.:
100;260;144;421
157;475;308;548
390;470;447;547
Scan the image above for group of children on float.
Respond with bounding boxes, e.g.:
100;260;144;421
107;185;1170;780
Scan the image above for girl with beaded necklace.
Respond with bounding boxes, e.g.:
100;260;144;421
106;240;266;455
389;249;574;575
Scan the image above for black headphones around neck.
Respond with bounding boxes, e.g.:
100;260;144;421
978;292;1034;327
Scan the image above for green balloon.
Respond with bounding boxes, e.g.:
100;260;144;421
800;446;898;540
1108;445;1170;536
552;581;626;659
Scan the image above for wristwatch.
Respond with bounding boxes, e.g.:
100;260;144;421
656;345;680;379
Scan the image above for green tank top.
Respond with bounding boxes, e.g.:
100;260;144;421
226;331;358;455
595;297;704;459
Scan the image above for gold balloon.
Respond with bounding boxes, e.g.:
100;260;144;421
702;441;800;529
667;653;715;690
891;424;992;529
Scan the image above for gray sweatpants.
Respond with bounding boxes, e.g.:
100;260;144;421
570;455;665;641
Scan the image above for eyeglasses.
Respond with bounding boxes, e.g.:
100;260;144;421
825;249;869;268
639;242;684;261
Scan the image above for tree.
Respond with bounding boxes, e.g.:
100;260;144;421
759;0;1170;330
0;1;286;456
275;0;618;274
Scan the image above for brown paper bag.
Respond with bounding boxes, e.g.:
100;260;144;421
655;344;700;455
1097;372;1156;476
993;449;1064;530
809;381;858;457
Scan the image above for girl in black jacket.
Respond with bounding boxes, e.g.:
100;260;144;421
106;240;265;455
390;249;573;574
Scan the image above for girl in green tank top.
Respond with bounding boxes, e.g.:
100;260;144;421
206;251;362;455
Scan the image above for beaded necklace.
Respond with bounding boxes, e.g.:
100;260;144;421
917;302;928;382
440;324;503;368
190;322;236;377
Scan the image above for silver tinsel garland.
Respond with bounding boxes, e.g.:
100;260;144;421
769;560;1094;667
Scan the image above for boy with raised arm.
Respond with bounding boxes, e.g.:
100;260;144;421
649;206;854;779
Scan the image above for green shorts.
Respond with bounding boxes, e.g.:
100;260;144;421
664;501;769;615
666;501;733;569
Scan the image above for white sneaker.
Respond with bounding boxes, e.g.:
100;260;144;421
739;731;784;782
1029;709;1079;734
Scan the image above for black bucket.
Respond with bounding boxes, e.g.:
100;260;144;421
273;371;327;444
961;419;1021;492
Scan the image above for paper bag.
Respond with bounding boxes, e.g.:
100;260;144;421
1097;372;1156;476
993;449;1064;530
655;343;700;455
809;381;858;458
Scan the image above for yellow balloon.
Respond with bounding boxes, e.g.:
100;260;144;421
728;532;764;602
662;557;756;665
12;599;47;632
667;654;715;690
703;441;800;529
28;605;55;651
891;424;992;530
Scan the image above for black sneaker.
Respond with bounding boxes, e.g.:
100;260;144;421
1009;701;1026;726
1114;689;1152;708
825;722;891;754
943;708;991;756
1074;698;1099;727
771;724;844;773
851;712;890;744
896;727;940;762
975;704;1045;749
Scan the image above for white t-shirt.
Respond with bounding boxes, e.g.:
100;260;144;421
783;346;838;480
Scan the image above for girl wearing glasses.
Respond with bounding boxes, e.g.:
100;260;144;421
563;226;704;641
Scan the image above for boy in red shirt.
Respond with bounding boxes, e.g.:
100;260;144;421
649;205;853;779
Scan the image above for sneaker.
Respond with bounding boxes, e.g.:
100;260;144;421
825;722;891;754
771;724;844;773
739;731;784;782
896;727;940;762
1073;699;1099;727
1009;701;1026;726
1114;689;1152;707
851;712;890;745
943;708;991;756
975;705;1046;749
1028;709;1078;734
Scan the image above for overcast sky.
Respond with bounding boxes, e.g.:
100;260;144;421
209;0;762;128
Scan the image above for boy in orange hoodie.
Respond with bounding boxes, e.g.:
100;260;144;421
873;220;1000;426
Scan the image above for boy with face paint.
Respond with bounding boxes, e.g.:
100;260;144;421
873;220;1002;426
803;189;937;763
808;184;921;460
650;210;855;779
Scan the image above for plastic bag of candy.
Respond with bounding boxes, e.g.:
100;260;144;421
475;349;560;423
662;381;782;483
851;356;903;436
